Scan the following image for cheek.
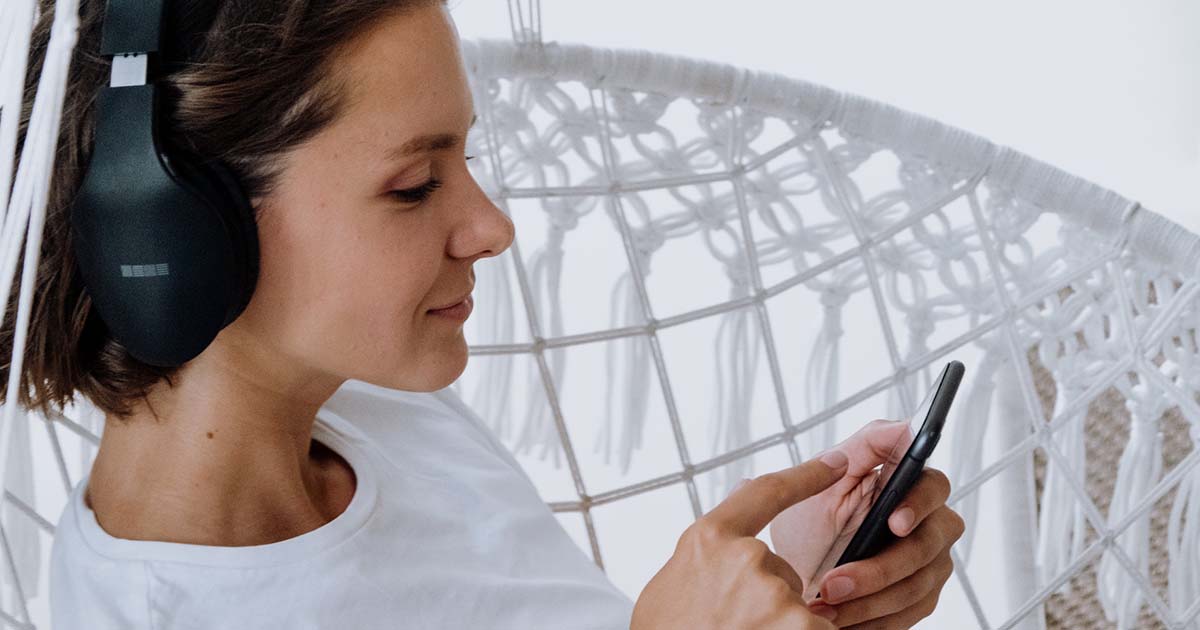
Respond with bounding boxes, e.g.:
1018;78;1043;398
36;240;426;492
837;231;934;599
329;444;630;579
250;199;440;356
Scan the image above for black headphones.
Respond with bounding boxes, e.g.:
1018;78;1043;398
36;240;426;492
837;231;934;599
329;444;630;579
70;0;259;367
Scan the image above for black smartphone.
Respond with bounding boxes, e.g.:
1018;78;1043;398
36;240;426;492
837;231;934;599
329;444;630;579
833;360;965;566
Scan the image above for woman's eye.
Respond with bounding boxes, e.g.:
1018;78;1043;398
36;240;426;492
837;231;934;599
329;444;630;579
389;178;443;204
466;154;476;161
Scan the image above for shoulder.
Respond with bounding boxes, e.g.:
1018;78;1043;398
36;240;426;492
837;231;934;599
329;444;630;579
319;380;519;471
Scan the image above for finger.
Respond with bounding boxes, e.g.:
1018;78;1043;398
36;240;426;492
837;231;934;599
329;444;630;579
842;584;942;630
770;607;839;630
887;467;952;537
766;600;839;630
760;547;809;600
820;551;952;627
704;450;849;537
831;419;911;477
819;507;961;604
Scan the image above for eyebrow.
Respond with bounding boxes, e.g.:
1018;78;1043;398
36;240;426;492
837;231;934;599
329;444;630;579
386;113;478;161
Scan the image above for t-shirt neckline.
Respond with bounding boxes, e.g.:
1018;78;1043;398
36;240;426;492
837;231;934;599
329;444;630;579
72;407;379;568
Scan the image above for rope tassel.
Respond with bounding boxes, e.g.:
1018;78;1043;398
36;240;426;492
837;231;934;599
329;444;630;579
1096;387;1164;629
709;284;760;507
947;348;1002;565
597;272;652;474
465;252;517;443
1167;442;1200;620
804;290;846;455
1036;380;1089;592
514;228;568;468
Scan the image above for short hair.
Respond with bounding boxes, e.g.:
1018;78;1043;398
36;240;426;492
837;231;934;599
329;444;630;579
4;0;439;421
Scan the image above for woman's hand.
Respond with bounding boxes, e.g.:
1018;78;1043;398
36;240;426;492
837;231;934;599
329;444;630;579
631;452;852;630
768;420;966;628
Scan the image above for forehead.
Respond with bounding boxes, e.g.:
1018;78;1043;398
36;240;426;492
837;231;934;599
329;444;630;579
324;3;472;143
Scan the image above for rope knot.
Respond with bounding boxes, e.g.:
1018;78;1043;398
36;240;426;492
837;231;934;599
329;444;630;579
726;258;753;288
694;198;727;230
631;225;665;256
908;311;936;340
548;209;580;231
819;288;850;310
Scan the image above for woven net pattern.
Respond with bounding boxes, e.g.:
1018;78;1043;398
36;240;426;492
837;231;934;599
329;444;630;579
446;38;1200;630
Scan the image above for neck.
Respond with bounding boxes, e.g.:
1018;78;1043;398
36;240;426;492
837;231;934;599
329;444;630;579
84;344;353;547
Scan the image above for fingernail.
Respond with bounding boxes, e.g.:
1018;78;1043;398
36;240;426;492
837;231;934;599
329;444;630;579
818;449;848;471
809;603;837;621
822;575;855;602
892;506;915;534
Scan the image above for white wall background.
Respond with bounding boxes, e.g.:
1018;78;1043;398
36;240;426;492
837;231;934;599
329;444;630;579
449;0;1200;234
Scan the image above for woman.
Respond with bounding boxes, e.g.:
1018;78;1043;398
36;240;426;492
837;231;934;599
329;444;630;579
10;0;963;628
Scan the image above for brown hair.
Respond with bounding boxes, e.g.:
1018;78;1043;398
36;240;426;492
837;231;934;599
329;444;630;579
3;0;436;421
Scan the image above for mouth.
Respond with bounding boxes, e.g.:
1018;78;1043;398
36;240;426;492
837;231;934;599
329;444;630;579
427;293;473;321
428;289;473;312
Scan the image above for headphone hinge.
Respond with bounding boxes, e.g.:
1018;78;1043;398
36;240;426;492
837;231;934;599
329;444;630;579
110;53;148;88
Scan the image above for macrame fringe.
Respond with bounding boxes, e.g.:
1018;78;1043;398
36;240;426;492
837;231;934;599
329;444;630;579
708;279;759;507
1167;435;1200;619
804;290;845;455
597;272;651;473
1035;380;1089;593
1096;379;1166;628
1165;357;1200;620
463;248;517;444
947;346;1002;565
513;226;568;468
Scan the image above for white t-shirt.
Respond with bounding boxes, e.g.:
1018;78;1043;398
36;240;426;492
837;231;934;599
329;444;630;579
49;380;636;629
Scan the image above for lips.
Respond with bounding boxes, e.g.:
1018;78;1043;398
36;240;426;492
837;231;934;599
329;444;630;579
429;289;472;311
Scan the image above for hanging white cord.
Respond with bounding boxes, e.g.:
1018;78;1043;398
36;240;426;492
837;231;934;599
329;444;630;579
946;344;1002;564
505;0;542;45
1097;376;1165;630
598;270;652;474
0;0;81;607
0;0;40;610
0;0;38;223
463;253;517;443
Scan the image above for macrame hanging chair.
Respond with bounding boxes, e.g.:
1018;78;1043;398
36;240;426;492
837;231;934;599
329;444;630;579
2;1;1198;628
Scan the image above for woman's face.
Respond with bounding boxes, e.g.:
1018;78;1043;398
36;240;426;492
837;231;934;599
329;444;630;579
224;3;513;394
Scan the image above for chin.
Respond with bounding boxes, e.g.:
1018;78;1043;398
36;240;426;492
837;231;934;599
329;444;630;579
383;342;470;392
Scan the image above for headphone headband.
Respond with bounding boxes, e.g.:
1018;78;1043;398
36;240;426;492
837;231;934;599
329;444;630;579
101;0;166;56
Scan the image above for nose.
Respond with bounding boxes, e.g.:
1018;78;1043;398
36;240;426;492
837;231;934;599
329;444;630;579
451;171;515;262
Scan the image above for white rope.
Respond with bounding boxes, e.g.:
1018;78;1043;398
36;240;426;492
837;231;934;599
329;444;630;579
0;0;37;221
0;0;79;608
596;268;651;474
803;286;848;454
458;243;517;442
946;340;1002;565
452;39;1200;628
1098;373;1166;628
505;0;542;45
513;224;568;465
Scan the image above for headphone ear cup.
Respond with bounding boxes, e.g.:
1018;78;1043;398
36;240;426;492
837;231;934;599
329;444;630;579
73;84;250;366
195;159;259;325
163;151;260;326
